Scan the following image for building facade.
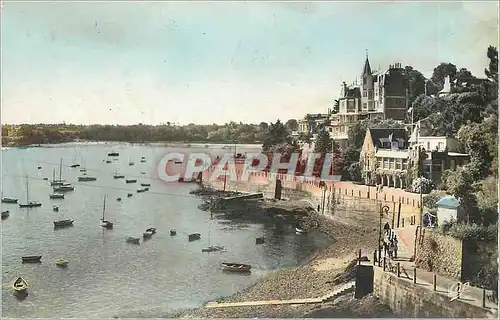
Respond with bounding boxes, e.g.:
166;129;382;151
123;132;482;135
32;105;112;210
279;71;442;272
328;56;409;143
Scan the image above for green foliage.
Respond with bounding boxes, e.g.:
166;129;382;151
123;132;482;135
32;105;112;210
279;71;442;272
439;219;498;242
423;190;448;209
475;176;498;225
314;126;332;153
431;62;457;91
485;46;498;84
284;119;298;131
347;162;362;182
262;120;294;152
2;123;266;146
411;176;435;194
405;66;426;104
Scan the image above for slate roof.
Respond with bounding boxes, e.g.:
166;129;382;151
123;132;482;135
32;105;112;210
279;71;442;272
368;128;408;149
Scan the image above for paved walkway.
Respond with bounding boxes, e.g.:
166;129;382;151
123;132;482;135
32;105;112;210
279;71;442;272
379;228;499;311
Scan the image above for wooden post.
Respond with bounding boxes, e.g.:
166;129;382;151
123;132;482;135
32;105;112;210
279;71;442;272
397;262;401;277
358;249;362;265
482;289;486;308
383;257;386;271
433;274;437;291
373;250;377;265
413;268;417;284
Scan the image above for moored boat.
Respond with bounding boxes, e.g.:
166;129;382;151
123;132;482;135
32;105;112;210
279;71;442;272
108;152;119;157
53;184;74;192
137;188;146;193
140;156;146;163
127;193;133;197
77;175;97;181
140;183;151;187
53;219;74;227
126;237;140;244
2;210;10;219
143;231;153;238
202;245;225;253
2;197;18;203
255;237;265;244
70;164;80;168
13;277;28;293
116;197;122;202
53;205;59;212
55;259;69;267
106;160;112;164
100;195;113;229
146;227;156;234
126;179;137;183
221;262;252;272
22;256;42;263
19;176;42;208
170;229;177;236
113;172;125;179
49;193;65;199
188;233;201;241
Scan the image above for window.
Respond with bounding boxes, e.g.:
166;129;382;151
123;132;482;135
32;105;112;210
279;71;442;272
396;160;401;170
427;142;431;150
383;158;389;168
438;142;444;150
402;159;408;170
389;159;395;169
378;159;383;168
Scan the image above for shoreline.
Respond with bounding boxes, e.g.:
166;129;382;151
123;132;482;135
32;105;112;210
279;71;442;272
2;140;263;148
174;208;390;318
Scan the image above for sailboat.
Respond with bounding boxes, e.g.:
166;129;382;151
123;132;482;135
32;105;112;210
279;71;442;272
100;195;113;229
70;152;80;168
202;227;224;252
129;157;135;166
113;170;125;179
140;156;146;163
19;176;42;208
1;180;18;203
53;159;74;192
50;160;67;186
80;158;87;173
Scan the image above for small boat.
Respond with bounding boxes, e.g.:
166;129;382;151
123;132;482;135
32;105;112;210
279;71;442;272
141;172;146;174
140;156;146;163
19;176;42;208
126;237;140;244
53;205;59;212
170;229;177;236
2;197;18;204
143;231;153;238
202;245;225;253
55;259;69;267
22;256;42;263
146;228;156;234
70;164;80;168
53;219;74;227
37;166;42;169
43;177;49;180
174;161;183;164
222;262;252;272
137;188;146;193
113;171;125;179
106;160;112;163
100;196;113;229
127;193;133;197
295;227;306;234
80;168;87;173
116;197;122;202
13;277;28;293
49;193;64;199
255;237;265;244
188;233;201;241
2;210;10;219
126;179;137;183
129;161;135;166
140;183;151;187
53;184;74;192
108;152;119;157
144;187;149;191
77;176;97;181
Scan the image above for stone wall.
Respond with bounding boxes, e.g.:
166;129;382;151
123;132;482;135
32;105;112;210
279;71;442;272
415;228;463;280
372;266;495;318
462;240;498;290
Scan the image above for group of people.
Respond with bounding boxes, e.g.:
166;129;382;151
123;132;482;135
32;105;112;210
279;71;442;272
382;222;399;259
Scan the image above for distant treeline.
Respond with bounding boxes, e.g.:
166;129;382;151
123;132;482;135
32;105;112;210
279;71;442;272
1;121;297;146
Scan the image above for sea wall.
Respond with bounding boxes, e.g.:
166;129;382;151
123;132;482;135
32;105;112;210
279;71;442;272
372;266;495;318
201;168;423;225
415;228;463;280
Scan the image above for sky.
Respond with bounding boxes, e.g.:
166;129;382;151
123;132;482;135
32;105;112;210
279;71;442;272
1;1;499;125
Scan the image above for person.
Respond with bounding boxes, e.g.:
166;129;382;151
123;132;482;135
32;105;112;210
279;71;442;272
388;240;394;259
383;222;390;235
393;236;399;259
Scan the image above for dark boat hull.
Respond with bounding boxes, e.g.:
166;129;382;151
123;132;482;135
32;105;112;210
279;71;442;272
19;203;42;208
22;256;42;263
188;233;201;241
54;220;74;228
222;263;252;272
2;198;18;204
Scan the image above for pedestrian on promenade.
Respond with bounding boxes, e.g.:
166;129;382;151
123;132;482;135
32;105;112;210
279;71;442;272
383;222;390;235
393;236;398;259
388;240;394;259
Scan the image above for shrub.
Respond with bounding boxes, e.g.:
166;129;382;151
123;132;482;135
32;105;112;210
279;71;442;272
411;176;435;194
439;220;498;241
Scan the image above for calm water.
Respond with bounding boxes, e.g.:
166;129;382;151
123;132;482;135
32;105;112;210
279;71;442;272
1;143;331;318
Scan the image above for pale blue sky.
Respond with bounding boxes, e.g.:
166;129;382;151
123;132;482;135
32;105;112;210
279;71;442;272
1;1;498;125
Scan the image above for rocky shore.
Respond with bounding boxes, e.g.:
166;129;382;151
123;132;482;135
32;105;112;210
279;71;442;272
175;199;393;318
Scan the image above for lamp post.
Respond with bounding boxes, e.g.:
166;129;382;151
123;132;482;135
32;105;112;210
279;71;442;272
378;205;390;263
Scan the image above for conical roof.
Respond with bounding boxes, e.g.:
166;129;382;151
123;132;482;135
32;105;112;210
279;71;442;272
362;56;372;76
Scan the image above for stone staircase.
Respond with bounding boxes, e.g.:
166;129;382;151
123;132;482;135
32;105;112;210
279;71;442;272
320;281;356;302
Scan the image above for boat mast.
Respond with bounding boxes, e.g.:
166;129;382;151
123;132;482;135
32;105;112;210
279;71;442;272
102;195;106;221
59;158;63;181
26;175;29;202
52;168;55;183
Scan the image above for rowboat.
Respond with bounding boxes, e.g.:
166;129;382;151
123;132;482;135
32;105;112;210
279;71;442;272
143;231;153;238
22;256;42;263
77;176;97;181
53;205;59;212
54;219;74;227
127;193;133;197
126;237;140;244
106;160;112;163
55;259;69;267
137;188;146;193
53;184;74;192
49;193;64;199
13;277;28;293
116;197;122;202
146;228;156;234
170;229;177;236
70;164;80;168
140;183;151;187
2;210;10;219
126;179;137;183
144;187;149;191
188;233;201;241
202;245;225;253
2;197;18;203
140;156;146;163
38;166;42;169
108;152;119;157
222;263;252;272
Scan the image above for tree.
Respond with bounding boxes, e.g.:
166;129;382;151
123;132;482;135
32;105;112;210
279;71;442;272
485;46;498;84
405;66;426;104
442;165;481;223
475;176;498;225
285;119;298;131
262;120;293;152
314;126;332;153
347;162;362;182
431;62;457;91
455;68;475;88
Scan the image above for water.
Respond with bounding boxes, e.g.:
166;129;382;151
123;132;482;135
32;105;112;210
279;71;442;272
1;143;331;318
